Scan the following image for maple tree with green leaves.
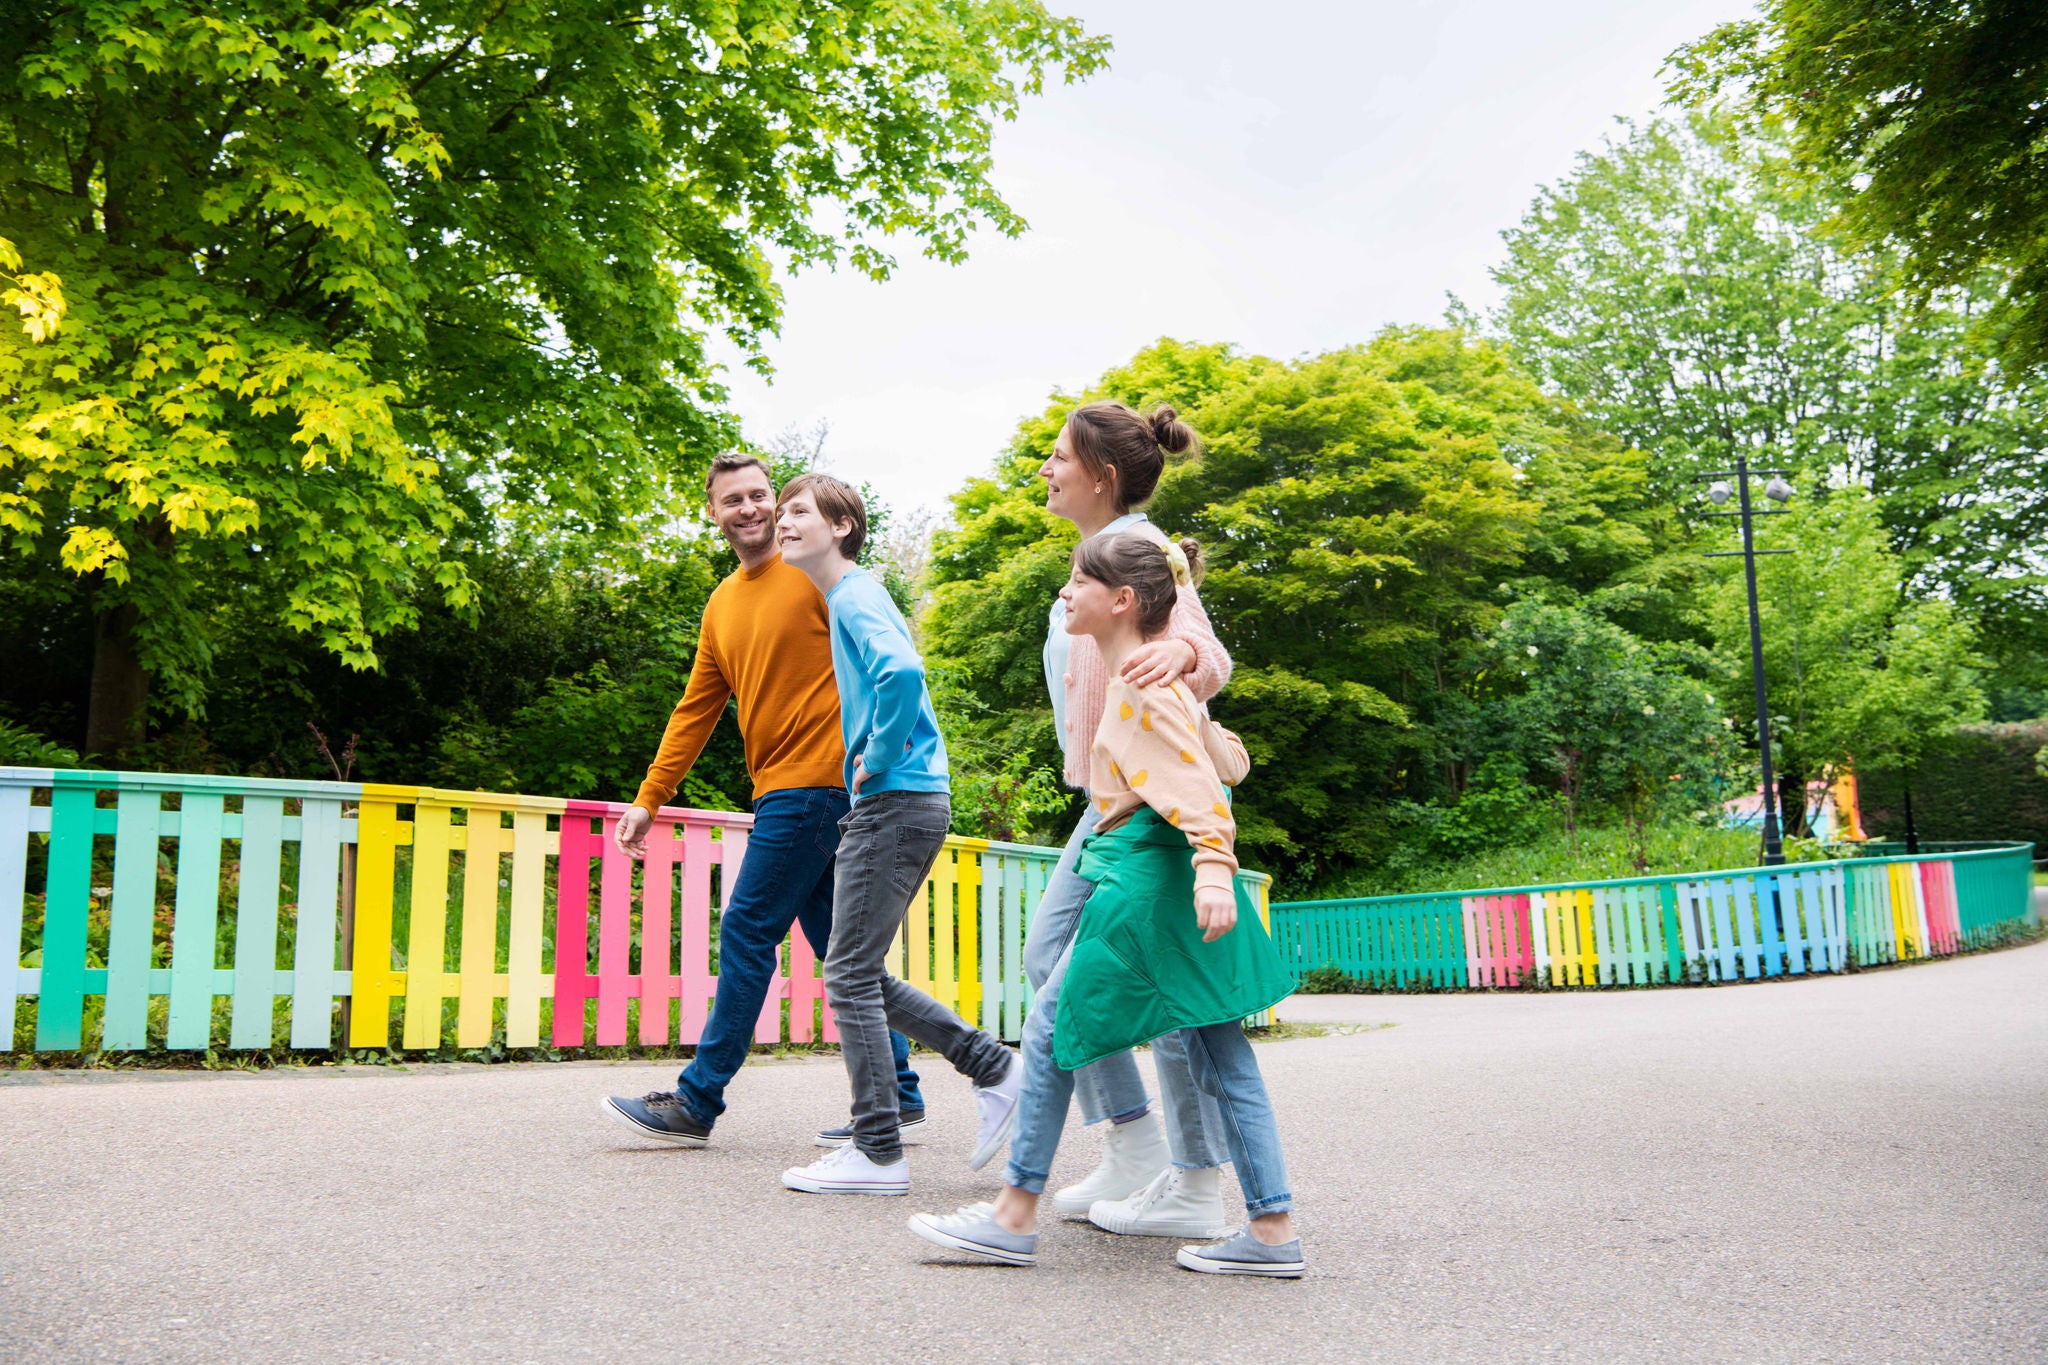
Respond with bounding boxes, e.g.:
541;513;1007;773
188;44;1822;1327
0;0;1105;754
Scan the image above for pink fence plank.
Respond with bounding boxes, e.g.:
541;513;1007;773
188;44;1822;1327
1460;897;1487;987
1919;861;1960;955
552;803;608;1047
595;810;635;1046
678;822;714;1044
638;817;678;1045
788;911;823;1043
1462;892;1531;988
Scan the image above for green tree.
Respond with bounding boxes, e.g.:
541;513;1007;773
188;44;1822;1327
1703;490;1986;837
1480;598;1727;870
0;0;1106;756
924;330;1666;884
1491;113;2048;710
1670;2;2048;377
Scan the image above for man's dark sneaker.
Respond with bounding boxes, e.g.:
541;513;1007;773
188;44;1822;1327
815;1109;926;1149
601;1091;712;1147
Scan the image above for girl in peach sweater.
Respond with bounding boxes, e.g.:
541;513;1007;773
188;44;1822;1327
909;533;1302;1276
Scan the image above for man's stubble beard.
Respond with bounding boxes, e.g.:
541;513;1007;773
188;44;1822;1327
725;520;776;558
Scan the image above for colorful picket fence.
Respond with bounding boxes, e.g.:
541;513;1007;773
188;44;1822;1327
0;767;1272;1055
1271;842;2035;990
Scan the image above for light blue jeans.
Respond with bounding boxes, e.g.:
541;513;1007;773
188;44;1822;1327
1014;808;1228;1169
1006;1001;1295;1215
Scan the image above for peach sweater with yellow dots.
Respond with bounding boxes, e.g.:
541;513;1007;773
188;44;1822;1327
1087;675;1239;894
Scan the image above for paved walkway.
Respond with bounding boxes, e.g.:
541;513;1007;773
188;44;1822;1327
4;940;2044;1363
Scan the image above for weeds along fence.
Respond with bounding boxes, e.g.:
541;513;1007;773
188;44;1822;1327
1270;842;2036;990
0;767;1271;1056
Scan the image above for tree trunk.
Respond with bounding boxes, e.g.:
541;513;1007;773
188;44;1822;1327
1777;754;1809;839
85;601;148;759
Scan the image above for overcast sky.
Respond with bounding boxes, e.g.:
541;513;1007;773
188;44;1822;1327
716;0;1751;520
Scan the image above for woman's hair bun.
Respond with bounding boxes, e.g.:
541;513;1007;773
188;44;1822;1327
1148;405;1197;455
1177;535;1207;587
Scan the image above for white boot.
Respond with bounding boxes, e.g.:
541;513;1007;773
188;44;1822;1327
1051;1112;1171;1216
1087;1164;1233;1239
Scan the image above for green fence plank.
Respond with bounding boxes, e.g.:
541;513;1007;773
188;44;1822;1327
36;786;97;1050
229;795;285;1048
101;789;163;1050
166;793;225;1050
289;798;345;1049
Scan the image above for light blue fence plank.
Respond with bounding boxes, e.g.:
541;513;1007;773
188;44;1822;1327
101;789;163;1050
229;795;285;1049
1755;873;1784;977
289;798;345;1049
166;793;225;1050
0;781;33;1050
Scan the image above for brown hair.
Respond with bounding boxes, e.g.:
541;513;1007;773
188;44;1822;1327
1072;532;1204;638
1066;401;1198;511
705;451;773;496
777;472;868;560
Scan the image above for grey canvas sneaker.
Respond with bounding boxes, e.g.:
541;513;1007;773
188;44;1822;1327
908;1203;1038;1266
1176;1226;1306;1277
600;1091;711;1147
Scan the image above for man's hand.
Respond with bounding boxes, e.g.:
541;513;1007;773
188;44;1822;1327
1195;885;1237;942
851;754;868;796
1120;638;1198;688
615;805;653;859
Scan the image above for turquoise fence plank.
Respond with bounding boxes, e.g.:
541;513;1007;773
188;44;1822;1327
229;795;285;1049
1659;883;1682;983
1591;886;1619;985
290;798;346;1048
166;793;225;1050
0;781;33;1050
101;789;163;1050
35;785;97;1050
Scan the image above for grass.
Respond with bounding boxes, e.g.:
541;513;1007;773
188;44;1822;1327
1309;820;1825;902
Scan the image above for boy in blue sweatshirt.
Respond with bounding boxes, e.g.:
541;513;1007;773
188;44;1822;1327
772;474;1022;1196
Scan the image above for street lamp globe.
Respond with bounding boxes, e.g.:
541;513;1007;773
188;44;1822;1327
1764;476;1794;503
1707;480;1733;505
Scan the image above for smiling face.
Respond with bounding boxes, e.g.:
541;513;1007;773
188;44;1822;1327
1039;422;1119;526
775;490;852;571
707;464;777;559
1059;562;1132;638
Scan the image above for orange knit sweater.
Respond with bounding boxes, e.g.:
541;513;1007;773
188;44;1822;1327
632;555;846;810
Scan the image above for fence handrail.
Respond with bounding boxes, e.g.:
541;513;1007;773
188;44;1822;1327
1273;840;2037;912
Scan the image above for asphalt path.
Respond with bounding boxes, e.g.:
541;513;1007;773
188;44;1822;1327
3;939;2043;1363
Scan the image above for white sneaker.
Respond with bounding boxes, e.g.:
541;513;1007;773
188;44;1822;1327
781;1142;910;1195
968;1051;1024;1171
1087;1165;1233;1238
1051;1111;1170;1216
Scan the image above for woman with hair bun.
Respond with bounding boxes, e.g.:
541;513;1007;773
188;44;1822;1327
986;399;1242;1238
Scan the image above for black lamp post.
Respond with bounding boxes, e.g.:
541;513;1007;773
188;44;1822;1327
1698;455;1795;866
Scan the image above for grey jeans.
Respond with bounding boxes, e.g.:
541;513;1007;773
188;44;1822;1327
1024;807;1229;1169
825;789;1014;1163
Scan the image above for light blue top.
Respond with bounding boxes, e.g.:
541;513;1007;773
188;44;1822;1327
1044;512;1153;768
826;566;950;803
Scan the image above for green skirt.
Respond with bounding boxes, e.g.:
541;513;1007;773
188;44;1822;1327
1051;806;1298;1071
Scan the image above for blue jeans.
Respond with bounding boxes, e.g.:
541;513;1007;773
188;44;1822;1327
676;787;921;1127
1008;1011;1294;1216
1021;808;1227;1167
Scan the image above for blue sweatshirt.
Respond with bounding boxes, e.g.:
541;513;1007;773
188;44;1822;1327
824;566;950;804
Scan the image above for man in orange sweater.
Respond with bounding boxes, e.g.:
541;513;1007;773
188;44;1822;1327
601;453;922;1147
